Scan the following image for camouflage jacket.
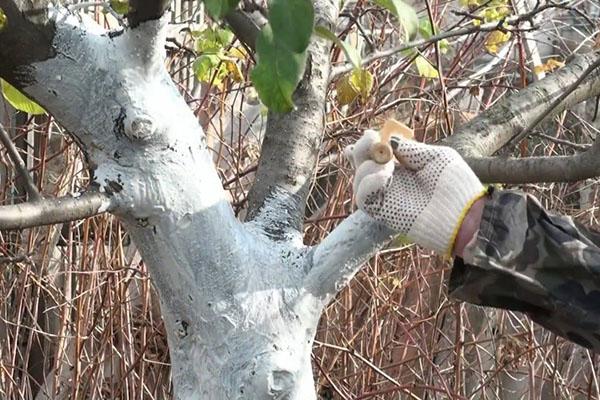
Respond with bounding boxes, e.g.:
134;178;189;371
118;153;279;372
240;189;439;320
449;189;600;352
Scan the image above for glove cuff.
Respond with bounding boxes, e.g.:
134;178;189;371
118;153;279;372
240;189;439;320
408;160;486;256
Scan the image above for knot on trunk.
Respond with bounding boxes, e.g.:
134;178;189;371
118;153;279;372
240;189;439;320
124;112;156;141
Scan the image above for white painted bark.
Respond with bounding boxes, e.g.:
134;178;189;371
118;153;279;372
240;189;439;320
12;7;361;399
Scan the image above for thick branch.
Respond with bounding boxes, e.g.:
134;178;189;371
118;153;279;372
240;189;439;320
466;139;600;183
127;0;171;27
0;0;55;86
245;0;338;237
0;191;115;230
305;211;395;302
443;51;600;157
224;9;264;52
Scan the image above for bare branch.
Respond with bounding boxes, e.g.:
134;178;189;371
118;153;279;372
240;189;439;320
127;0;171;27
330;2;562;81
505;57;600;149
245;0;338;237
0;191;115;230
443;50;600;157
466;138;600;183
0;122;41;202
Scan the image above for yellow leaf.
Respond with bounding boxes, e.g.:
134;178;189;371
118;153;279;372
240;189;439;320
533;58;565;75
348;68;374;100
224;60;244;82
228;46;247;60
484;30;511;54
1;79;46;115
415;56;438;79
335;74;359;105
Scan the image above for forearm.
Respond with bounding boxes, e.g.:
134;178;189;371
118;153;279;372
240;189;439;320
449;189;600;351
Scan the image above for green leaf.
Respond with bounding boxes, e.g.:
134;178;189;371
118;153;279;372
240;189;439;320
204;0;240;19
109;0;130;15
373;0;419;39
251;25;306;113
215;28;234;45
251;0;314;112
194;27;234;53
418;18;435;39
1;80;46;115
269;0;314;53
0;7;7;32
193;54;221;82
415;55;438;79
314;26;362;69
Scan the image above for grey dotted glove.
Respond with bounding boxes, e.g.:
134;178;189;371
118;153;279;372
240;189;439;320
346;131;486;256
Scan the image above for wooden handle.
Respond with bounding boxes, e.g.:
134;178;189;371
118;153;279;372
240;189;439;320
369;142;393;164
369;119;414;164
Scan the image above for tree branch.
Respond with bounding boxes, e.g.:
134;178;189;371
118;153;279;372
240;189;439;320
330;2;561;81
244;0;338;237
0;122;42;202
0;0;55;87
224;9;265;52
443;50;600;157
0;191;115;230
127;0;171;27
305;211;395;302
466;139;600;183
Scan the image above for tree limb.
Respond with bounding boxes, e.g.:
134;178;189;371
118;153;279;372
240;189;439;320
0;0;56;86
127;0;171;27
0;191;115;230
0;122;42;201
305;211;395;302
466;138;600;183
224;9;265;52
443;50;600;157
244;0;338;237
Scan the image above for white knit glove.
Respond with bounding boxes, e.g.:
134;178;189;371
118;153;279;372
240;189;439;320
345;132;486;256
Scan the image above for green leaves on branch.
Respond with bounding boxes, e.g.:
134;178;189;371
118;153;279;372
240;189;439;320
1;80;46;115
192;27;244;87
373;0;418;40
418;18;449;53
204;0;240;19
251;0;314;113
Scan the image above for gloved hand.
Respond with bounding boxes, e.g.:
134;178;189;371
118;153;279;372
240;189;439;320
345;131;486;256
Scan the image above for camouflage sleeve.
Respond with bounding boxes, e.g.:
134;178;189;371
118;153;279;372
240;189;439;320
449;189;600;351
